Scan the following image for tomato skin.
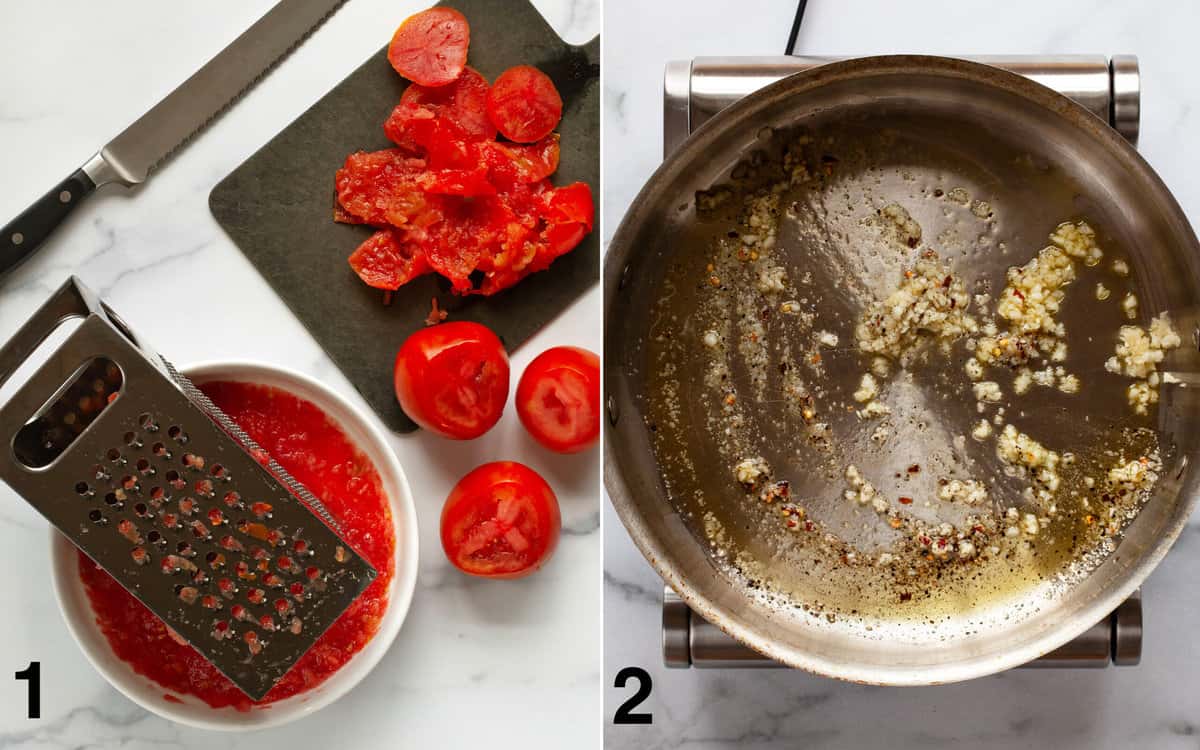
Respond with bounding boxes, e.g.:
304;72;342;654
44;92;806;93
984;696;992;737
393;322;510;439
441;461;561;579
516;346;600;454
388;7;470;87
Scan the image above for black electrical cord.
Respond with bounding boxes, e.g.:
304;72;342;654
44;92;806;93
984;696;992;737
785;0;809;55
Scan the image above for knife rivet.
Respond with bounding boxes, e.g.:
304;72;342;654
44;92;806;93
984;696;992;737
10;232;22;245
59;190;72;203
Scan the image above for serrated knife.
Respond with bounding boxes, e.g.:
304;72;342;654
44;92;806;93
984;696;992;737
0;0;346;278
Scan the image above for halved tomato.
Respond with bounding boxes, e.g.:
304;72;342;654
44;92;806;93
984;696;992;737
393;321;509;439
516;347;600;453
440;461;561;578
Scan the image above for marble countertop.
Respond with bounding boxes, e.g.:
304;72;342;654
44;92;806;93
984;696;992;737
603;1;1200;748
0;1;599;748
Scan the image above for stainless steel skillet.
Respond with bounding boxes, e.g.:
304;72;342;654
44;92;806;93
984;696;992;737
604;56;1200;685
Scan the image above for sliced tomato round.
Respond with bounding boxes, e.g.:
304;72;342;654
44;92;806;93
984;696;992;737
400;66;496;141
393;321;509;439
387;7;470;87
440;461;560;578
516;347;600;453
487;65;563;143
348;229;430;290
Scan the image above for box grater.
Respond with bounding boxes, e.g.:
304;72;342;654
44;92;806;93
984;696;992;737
0;277;376;700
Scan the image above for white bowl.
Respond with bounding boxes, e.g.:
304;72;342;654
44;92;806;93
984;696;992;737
50;361;419;731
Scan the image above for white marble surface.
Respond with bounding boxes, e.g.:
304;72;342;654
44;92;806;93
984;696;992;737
0;1;600;747
603;1;1200;747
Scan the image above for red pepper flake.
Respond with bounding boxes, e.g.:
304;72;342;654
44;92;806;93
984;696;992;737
899;496;913;505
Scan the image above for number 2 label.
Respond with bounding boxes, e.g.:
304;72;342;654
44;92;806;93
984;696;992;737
612;666;652;725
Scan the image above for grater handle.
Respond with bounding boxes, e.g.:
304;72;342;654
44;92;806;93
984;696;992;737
0;276;100;392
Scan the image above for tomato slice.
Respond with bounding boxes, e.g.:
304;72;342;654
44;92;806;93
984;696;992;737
484;135;560;187
387;7;470;87
440;461;560;578
418;165;496;197
516;347;600;453
399;66;495;141
347;229;430;290
393;321;509;439
487;65;563;143
543;181;595;231
335;149;438;228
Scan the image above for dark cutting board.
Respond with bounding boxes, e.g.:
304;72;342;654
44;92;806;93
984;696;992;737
210;0;599;432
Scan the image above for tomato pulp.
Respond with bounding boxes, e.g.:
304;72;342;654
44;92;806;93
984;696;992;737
77;381;396;711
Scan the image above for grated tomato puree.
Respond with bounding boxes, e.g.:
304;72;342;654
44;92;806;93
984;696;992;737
78;381;395;711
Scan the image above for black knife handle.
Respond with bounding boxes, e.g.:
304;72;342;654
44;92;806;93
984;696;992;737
1;168;96;277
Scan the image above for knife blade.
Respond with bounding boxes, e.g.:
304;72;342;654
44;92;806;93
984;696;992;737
0;0;346;278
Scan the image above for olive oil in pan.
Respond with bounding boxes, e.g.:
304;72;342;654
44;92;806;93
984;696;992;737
642;120;1171;627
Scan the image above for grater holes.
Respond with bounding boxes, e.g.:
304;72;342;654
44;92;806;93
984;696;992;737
190;520;211;540
192;570;208;585
212;620;230;640
147;530;165;547
131;546;148;565
119;474;138;492
207;508;224;526
167;425;188;443
175;585;199;604
178;497;196;515
88;509;106;525
74;481;91;496
251;502;273;519
106;447;124;464
216;576;235;595
210;463;228;480
176;541;193;556
123;431;142;448
223;491;244;509
103;492;122;509
161;513;179;529
91;464;109;481
206;551;226;569
148;486;165;504
151;442;170;459
135;457;154;476
201;594;221;610
165;470;185;490
133;502;148;518
138;413;158;432
161;554;197;575
258;614;276;632
194;478;214;497
182;452;205;471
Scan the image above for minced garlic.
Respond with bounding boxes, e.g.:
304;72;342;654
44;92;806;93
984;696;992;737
734;457;769;488
1096;282;1110;301
973;381;1002;403
936;478;988;505
1112;259;1130;277
971;420;993;441
1121;292;1138;320
844;465;888;514
816;330;839;348
855;251;975;363
1049;220;1103;266
853;373;879;403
